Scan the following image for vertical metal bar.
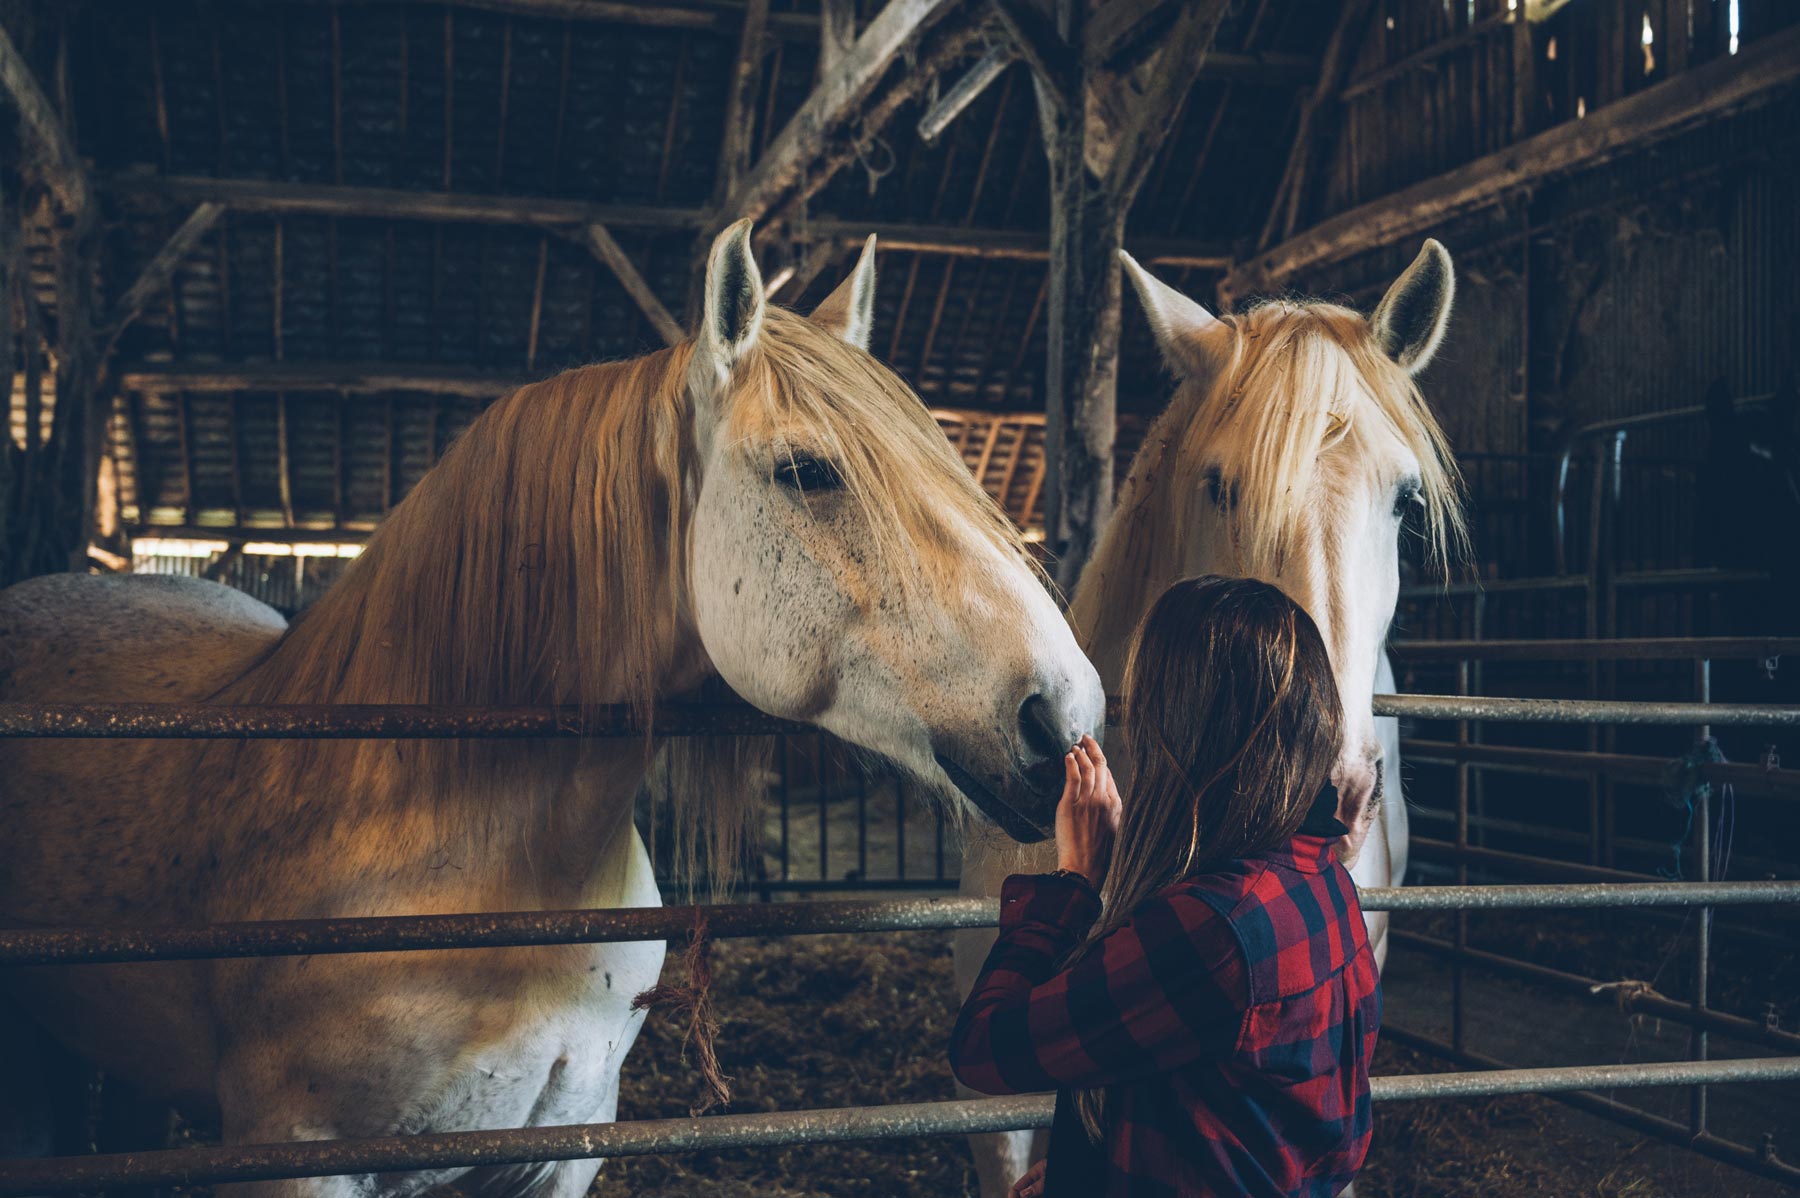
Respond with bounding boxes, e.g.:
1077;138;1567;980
1470;592;1488;849
778;737;791;882
935;805;946;882
1691;655;1713;1135
856;766;868;883
897;781;908;882
1453;657;1471;1054
815;736;828;883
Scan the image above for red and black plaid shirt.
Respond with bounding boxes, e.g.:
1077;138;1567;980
949;834;1380;1198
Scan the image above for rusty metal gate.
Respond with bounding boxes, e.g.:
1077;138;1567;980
1;676;1798;1191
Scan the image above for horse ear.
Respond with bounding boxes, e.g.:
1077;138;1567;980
1372;239;1454;374
1118;250;1223;378
810;235;877;350
690;219;766;409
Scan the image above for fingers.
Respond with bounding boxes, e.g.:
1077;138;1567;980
1073;742;1096;797
1008;1161;1047;1198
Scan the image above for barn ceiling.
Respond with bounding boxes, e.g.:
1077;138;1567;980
51;0;1334;538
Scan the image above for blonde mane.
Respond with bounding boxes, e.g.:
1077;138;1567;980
1072;300;1466;661
215;308;1026;893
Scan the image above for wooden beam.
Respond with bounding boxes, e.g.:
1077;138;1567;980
1225;21;1800;299
917;42;1015;144
581;222;685;346
1036;0;1230;587
120;361;541;398
800;218;1230;266
713;0;770;204
1099;0;1234;201
767;239;840;303
100;177;1235;263
102;180;1234;268
109;174;707;230
818;0;856;77
0;25;92;217
287;1;821;41
1256;0;1373;251
105;202;227;346
712;0;969;235
991;0;1076;111
1082;0;1167;69
132;523;376;544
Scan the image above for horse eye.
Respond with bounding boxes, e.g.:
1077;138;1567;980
1393;482;1422;520
774;456;842;493
1205;470;1236;511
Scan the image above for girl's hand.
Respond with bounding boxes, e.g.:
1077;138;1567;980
1055;735;1121;888
1008;1159;1046;1198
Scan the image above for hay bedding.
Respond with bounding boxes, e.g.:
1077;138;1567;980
595;932;1786;1198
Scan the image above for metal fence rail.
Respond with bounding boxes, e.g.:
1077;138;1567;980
1;1059;1795;1196
4;633;1796;1190
4;692;1799;739
3;882;1795;967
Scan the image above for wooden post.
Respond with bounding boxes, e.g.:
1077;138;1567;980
1007;0;1229;587
0;20;104;584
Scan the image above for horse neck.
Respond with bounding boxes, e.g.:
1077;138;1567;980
238;362;709;711
214;363;711;905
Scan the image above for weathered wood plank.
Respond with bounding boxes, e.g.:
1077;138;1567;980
1225;20;1800;299
713;0;771;204
106;202;227;344
711;0;969;234
1257;0;1374;250
119;361;542;399
582;222;686;346
0;25;91;216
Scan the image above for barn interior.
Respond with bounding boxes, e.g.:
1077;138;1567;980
2;0;1799;1196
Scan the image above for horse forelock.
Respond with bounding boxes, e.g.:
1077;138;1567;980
738;309;1035;600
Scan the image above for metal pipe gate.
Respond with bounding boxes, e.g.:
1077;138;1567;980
2;634;1798;1190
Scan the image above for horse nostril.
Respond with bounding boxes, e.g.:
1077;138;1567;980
1018;692;1067;762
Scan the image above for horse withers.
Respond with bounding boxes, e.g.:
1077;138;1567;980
0;222;1103;1198
954;242;1467;1198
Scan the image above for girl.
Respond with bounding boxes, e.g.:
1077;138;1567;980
949;576;1380;1198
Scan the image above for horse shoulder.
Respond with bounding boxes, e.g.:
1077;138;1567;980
0;573;287;702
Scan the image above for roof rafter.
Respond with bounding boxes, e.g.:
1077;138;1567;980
105;176;1231;267
1224;19;1800;299
706;0;976;239
581;222;685;346
104;201;227;352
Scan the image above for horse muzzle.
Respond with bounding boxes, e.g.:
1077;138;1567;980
934;753;1058;843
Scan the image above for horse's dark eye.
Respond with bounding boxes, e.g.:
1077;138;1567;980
775;456;842;493
1393;481;1422;521
1205;469;1236;511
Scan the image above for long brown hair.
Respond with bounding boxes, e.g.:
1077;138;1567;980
1073;575;1344;1140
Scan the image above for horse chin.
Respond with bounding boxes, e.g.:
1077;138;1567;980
933;755;1054;844
1332;758;1384;867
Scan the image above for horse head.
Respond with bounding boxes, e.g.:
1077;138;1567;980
686;221;1103;843
1097;243;1466;864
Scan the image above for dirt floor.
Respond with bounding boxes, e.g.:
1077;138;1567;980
597;925;1796;1198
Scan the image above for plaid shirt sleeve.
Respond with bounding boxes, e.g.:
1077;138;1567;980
949;873;1249;1095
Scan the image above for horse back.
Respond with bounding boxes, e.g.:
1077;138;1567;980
0;572;287;703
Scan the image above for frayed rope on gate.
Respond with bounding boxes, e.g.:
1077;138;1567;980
632;909;733;1116
1589;977;1663;1014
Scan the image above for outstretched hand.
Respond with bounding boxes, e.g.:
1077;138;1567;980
1055;735;1121;889
1008;1159;1046;1198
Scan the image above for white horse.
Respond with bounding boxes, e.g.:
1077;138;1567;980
954;242;1465;1197
0;222;1104;1198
